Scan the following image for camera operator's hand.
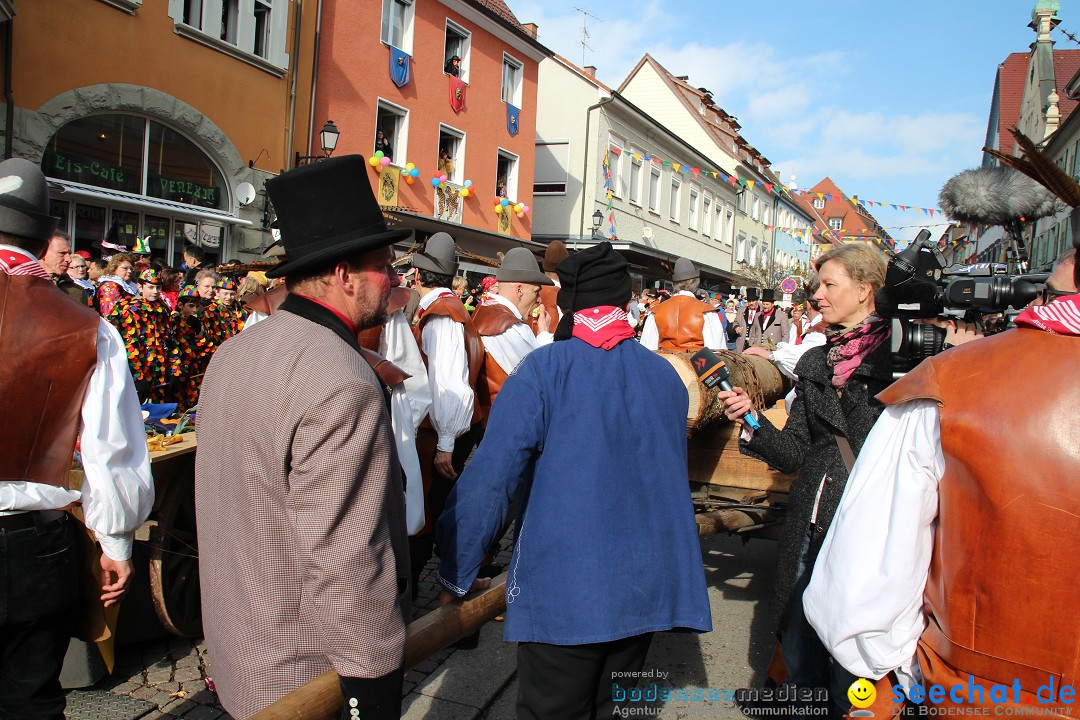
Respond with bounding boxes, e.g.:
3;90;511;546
919;317;983;347
718;386;754;423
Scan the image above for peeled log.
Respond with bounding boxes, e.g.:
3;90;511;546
657;350;788;435
250;573;508;720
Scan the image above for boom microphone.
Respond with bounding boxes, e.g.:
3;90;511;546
690;348;761;430
939;166;1065;226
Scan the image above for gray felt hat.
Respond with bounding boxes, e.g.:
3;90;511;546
0;158;59;242
672;257;699;282
411;232;458;276
496;248;554;285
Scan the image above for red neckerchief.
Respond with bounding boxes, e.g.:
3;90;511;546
292;292;357;334
0;247;51;280
571;305;635;350
1014;295;1080;335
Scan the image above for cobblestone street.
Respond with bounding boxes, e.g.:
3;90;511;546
68;534;516;720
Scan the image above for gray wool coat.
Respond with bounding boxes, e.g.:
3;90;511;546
195;298;411;719
739;339;894;627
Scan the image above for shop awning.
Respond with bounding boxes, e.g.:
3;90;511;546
49;179;253;226
382;207;545;267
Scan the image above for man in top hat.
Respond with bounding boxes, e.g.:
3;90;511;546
640;256;725;352
408;232;485;595
531;240;567;336
472;247;553;423
734;287;761;352
436;242;712;719
0;158;154;718
195;155;412;719
747;288;789;348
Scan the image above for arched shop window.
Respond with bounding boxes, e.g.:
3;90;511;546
42;114;231;266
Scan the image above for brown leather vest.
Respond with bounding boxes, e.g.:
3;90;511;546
0;274;99;488
651;295;717;352
415;294;484;426
878;328;1080;705
357;286;413;352
471;301;521;422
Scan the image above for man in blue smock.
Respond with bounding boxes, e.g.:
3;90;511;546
435;241;711;720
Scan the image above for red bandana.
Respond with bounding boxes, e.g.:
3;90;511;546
1014;295;1080;336
571;305;635;350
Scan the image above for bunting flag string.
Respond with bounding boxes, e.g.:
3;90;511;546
612;142;945;217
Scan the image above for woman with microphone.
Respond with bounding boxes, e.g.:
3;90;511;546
719;243;892;720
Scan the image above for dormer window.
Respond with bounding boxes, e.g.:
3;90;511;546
813;198;825;210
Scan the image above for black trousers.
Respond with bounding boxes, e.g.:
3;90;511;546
516;634;654;720
338;668;403;720
0;513;78;720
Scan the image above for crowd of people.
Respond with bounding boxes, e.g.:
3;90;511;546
5;151;1079;720
37;228;274;409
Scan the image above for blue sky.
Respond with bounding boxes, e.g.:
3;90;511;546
511;0;1056;245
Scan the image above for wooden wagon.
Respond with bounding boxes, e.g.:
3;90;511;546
145;434;201;637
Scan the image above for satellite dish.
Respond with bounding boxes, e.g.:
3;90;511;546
235;181;256;207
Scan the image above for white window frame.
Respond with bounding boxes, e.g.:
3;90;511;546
828;217;843;231
813;197;825;210
751;194;761;222
380;0;415;53
702;192;712;237
763;203;771;226
669;175;681;223
688;185;700;232
438;123;465;186
647;165;661;214
724;205;734;245
502;52;524;107
628;146;643;207
749;238;758;266
375;98;409;168
168;0;290;73
444;18;471;84
497;147;520;200
607;133;625;199
534;140;569;195
737;190;748;214
736;231;747;263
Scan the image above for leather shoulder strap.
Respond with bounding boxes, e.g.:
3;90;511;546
876;356;944;406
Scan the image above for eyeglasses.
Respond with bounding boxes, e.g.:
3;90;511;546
69;264;87;269
1037;286;1074;305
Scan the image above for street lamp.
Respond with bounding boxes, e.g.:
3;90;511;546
295;120;341;167
591;209;603;239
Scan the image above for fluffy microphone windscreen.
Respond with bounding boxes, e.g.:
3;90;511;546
939;167;1065;226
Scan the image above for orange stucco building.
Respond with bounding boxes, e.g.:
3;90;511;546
314;0;548;268
0;0;318;263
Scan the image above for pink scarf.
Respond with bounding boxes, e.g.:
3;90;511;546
824;312;889;388
572;305;635;350
1014;295;1080;336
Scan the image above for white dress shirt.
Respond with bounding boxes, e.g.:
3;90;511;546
242;310;268;330
375;309;432;535
418;288;475;453
0;247;155;561
803;399;943;688
478;293;553;375
639;290;726;351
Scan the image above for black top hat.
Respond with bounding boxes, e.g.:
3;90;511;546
265;155;410;279
745;287;760;301
0;158;59;242
760;288;776;302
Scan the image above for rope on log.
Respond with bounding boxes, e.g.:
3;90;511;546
250;573;508;720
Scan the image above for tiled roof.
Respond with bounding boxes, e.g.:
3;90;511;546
473;0;527;34
995;53;1029;157
1052;50;1080;125
802;177;892;244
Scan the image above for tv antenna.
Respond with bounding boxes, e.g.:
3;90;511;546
573;6;602;68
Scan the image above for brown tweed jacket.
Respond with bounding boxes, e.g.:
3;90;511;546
195;299;410;719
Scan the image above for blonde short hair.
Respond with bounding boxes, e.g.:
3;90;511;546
104;253;135;276
451;276;469;294
814;243;887;293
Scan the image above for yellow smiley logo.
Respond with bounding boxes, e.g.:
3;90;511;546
848;678;876;709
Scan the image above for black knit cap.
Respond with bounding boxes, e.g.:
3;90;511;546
553;241;632;340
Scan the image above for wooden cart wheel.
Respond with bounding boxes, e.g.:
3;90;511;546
149;472;202;636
